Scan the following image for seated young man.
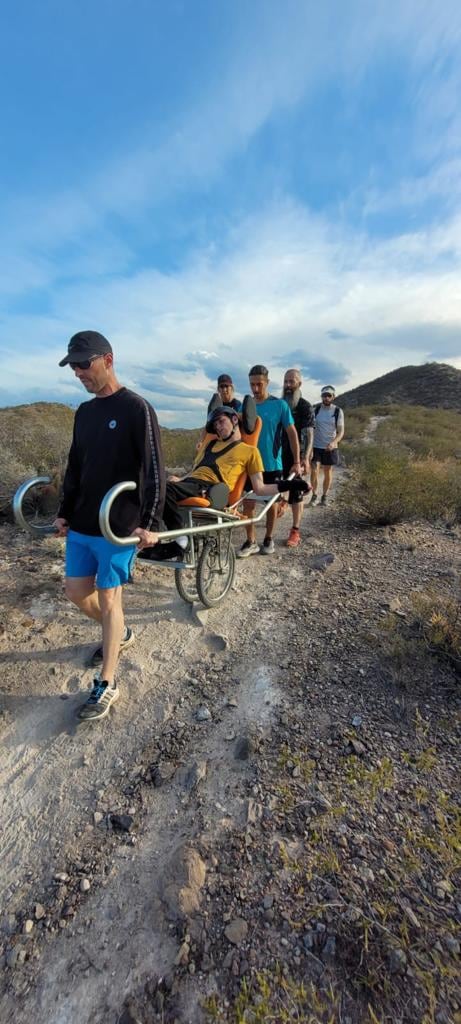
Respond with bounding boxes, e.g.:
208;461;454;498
135;406;309;561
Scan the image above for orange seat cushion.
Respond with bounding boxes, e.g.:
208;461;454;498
178;496;211;507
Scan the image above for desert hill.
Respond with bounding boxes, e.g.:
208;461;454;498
0;402;200;515
337;361;461;409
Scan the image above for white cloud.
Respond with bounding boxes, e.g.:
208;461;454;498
2;0;461;423
2;197;460;424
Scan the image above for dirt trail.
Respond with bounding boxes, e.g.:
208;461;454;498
1;460;460;1023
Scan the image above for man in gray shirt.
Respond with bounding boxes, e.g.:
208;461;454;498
310;385;344;506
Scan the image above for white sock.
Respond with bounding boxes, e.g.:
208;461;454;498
177;536;188;549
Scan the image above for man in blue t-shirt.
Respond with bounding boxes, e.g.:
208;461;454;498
238;364;301;557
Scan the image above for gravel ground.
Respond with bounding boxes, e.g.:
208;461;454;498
0;470;460;1024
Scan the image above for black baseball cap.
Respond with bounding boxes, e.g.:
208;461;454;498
217;374;233;386
59;330;113;367
206;405;238;433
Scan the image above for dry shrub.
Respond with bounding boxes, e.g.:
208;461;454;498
412;591;461;677
340;446;461;525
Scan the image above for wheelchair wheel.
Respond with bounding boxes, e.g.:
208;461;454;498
174;565;199;604
174;537;201;604
197;535;236;608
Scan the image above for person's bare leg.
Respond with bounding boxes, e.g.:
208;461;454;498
322;465;333;496
65;577;102;622
98;586;124;684
310;462;319;495
243;498;256;542
292;501;303;529
65;578;124;681
265;504;277;539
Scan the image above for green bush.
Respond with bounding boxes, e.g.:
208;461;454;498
374;405;461;460
340;446;461;525
412;591;461;677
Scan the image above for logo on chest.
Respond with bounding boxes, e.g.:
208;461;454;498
108;419;117;430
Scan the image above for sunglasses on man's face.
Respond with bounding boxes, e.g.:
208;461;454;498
323;393;333;398
69;356;101;370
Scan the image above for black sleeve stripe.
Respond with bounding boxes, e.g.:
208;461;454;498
141;398;162;531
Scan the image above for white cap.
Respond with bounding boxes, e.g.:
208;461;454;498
321;385;335;396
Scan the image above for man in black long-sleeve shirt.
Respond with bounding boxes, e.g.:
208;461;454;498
54;331;165;722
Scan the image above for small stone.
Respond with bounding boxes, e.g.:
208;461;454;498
196;706;211;722
152;761;176;787
403;904;421;929
308;553;335;572
34;903;46;921
93;811;104;825
312;792;332;812
351;715;362;728
224;918;248;946
23;919;34;934
80;878;91;893
246;798;262;824
292;765;301;778
54;872;69;882
348;738;366;756
435;879;453;898
174;941;190;966
179;760;207;793
444;935;460;956
227;697;238;708
110;813;134;833
263;895;274;910
388;947;407;974
6;947;20;968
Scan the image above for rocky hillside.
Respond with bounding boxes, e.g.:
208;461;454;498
337;362;461;409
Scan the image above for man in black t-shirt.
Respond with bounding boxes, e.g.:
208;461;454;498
54;331;165;722
281;369;314;547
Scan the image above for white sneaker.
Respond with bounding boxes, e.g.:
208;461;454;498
78;680;119;722
260;537;275;555
236;540;260;558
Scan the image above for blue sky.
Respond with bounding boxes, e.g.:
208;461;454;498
1;0;460;425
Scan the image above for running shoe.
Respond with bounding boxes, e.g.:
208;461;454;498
260;537;275;555
286;528;300;548
320;494;328;506
90;626;135;667
236;540;260;558
309;492;318;506
78;679;119;722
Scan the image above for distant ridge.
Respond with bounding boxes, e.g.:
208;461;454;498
337;362;461;410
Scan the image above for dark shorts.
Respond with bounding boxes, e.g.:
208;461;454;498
311;447;339;467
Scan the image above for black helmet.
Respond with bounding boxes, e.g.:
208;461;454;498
206;405;238;434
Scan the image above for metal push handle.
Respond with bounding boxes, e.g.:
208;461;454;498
99;477;295;547
13;476;58;537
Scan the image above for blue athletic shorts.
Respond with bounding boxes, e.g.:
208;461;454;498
65;530;137;589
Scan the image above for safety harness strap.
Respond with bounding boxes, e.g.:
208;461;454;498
194;438;241;483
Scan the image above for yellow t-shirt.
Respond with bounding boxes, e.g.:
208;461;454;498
189;439;263;491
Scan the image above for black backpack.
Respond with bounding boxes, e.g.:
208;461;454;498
314;402;340;426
